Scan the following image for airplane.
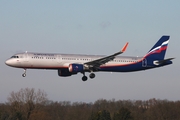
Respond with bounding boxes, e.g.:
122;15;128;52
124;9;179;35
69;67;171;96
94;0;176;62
5;36;174;81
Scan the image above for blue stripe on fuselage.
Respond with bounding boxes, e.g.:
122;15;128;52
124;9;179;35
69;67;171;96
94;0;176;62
99;60;172;72
99;62;145;72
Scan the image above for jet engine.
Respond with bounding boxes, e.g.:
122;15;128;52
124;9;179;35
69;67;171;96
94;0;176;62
69;63;84;73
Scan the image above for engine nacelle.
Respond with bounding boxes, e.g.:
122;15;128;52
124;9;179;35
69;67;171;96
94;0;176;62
58;69;72;77
69;64;84;73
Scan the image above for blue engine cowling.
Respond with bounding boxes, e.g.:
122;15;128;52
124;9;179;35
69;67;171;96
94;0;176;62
69;64;84;73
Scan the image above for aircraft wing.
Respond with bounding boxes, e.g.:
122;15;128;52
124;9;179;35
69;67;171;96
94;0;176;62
84;42;128;69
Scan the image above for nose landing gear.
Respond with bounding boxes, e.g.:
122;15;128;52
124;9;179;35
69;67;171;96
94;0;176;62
22;69;26;77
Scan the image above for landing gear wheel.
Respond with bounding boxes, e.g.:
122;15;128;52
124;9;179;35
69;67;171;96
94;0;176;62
89;73;95;79
82;76;88;81
22;73;26;77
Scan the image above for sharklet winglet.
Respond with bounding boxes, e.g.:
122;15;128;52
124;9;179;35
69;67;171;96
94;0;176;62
121;42;129;52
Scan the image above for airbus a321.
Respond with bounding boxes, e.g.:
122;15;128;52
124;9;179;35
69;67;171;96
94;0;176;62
5;36;174;81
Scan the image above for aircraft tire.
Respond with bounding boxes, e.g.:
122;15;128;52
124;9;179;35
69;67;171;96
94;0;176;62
89;73;95;79
82;76;88;81
22;73;26;77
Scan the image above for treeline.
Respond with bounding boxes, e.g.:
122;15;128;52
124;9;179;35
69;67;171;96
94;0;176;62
0;88;180;120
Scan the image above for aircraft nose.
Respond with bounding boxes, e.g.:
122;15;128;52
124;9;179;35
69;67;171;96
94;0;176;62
5;59;12;66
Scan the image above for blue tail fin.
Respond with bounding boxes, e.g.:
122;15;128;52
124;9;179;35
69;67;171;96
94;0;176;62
144;36;170;60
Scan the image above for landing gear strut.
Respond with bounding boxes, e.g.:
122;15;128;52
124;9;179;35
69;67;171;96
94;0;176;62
22;69;26;77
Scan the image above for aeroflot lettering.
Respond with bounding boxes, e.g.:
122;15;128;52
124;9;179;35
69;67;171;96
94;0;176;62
34;54;55;56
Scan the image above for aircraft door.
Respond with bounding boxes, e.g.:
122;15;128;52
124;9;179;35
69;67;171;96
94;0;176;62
23;52;30;67
142;58;147;67
57;55;62;63
24;52;28;62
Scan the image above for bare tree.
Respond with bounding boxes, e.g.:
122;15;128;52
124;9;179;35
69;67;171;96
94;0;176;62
7;88;48;120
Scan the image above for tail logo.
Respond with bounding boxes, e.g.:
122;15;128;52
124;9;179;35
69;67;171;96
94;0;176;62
147;40;169;56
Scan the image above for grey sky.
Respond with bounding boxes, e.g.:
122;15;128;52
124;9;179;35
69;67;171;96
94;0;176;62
0;1;179;103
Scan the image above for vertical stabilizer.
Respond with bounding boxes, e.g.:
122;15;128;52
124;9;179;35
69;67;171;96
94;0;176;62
144;36;170;60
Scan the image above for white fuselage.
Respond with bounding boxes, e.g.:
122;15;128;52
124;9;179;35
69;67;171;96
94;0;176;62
5;52;142;70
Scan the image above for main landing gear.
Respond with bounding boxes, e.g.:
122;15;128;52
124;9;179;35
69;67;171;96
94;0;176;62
22;69;26;77
82;76;88;81
81;72;95;81
89;73;95;79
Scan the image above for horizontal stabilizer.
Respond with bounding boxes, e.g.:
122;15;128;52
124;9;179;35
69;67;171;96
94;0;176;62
154;58;175;65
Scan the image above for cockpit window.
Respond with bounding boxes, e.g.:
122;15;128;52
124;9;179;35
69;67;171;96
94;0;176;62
11;56;19;58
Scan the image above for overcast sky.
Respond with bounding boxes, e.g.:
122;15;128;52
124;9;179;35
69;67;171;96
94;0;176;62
0;1;180;103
